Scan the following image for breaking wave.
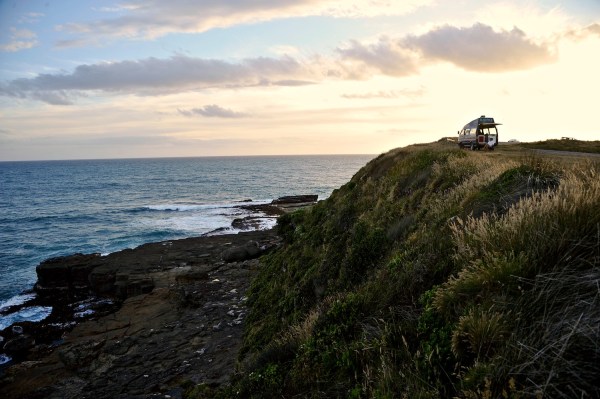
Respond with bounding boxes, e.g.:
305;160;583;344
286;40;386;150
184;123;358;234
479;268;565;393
0;306;52;331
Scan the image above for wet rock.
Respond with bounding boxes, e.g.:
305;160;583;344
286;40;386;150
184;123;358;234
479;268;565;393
2;229;278;399
232;216;271;230
59;340;105;371
34;253;102;296
272;194;318;204
175;270;209;283
221;240;261;262
3;334;35;355
89;267;116;295
11;325;24;335
125;276;155;298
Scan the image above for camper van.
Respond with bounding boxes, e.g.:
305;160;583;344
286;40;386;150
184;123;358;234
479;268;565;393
457;116;500;150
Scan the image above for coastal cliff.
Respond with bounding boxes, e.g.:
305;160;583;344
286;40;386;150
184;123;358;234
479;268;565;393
2;141;599;398
234;142;600;398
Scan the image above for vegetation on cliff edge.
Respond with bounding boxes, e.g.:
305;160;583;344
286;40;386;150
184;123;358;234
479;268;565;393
520;138;600;154
192;141;600;398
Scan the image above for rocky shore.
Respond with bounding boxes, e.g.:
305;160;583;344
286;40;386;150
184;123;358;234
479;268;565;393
0;196;317;398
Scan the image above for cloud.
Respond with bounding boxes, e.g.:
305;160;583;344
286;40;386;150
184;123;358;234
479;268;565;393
270;80;316;86
0;54;311;104
178;105;249;118
342;91;400;99
587;24;600;36
30;91;74;105
0;27;39;52
338;23;556;74
0;40;38;52
403;23;556;72
55;38;92;49
0;128;12;137
337;37;418;77
11;28;37;39
270;45;302;56
564;23;600;41
55;0;433;46
18;12;44;24
0;23;559;105
342;87;425;99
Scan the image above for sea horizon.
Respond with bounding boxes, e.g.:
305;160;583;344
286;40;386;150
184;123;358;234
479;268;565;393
0;153;377;164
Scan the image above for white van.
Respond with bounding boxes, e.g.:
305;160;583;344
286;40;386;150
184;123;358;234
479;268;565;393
457;116;501;150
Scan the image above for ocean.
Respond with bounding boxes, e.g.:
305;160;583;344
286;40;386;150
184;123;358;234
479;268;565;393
0;155;373;331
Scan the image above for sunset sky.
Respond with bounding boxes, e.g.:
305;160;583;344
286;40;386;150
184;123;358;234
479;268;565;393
1;1;599;161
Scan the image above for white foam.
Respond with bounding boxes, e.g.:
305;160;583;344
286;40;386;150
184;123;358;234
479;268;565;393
48;321;77;328
0;353;12;365
0;293;36;313
137;205;263;234
258;217;278;230
144;199;271;212
145;204;211;212
74;309;95;318
0;306;52;330
72;298;113;312
151;213;233;233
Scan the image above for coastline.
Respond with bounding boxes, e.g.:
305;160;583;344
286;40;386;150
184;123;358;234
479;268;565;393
0;196;316;398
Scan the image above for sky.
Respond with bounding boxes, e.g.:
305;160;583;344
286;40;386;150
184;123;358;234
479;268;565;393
0;1;599;161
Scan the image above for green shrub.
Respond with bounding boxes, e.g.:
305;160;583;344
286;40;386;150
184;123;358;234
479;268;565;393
416;290;455;393
341;222;389;285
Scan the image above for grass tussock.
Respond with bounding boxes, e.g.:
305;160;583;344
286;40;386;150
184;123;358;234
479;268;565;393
435;166;600;397
185;142;600;398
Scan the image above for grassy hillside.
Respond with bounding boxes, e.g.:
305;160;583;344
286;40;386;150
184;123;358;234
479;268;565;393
520;138;600;154
190;142;600;398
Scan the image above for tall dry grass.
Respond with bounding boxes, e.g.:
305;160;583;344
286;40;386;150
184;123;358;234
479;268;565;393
507;264;600;398
429;153;518;219
433;162;600;396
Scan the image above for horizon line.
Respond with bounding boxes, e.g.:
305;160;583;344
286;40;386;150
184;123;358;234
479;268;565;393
0;153;378;164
